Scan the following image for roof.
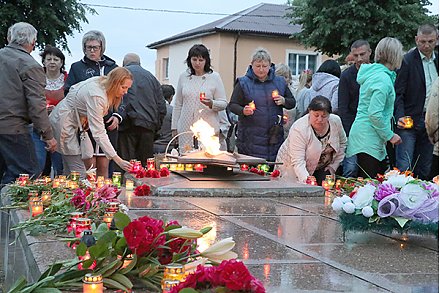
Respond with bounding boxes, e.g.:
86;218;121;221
147;3;300;49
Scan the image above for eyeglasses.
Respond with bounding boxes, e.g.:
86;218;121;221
85;45;101;52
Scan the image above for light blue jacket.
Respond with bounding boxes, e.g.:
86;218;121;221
346;63;396;160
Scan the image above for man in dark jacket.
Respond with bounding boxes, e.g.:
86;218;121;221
117;53;167;166
0;22;57;184
394;24;439;180
338;40;371;177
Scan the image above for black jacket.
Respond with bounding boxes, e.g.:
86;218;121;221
338;64;360;136
394;48;439;127
118;64;166;132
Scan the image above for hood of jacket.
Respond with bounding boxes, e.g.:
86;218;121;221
357;63;396;86
311;72;339;92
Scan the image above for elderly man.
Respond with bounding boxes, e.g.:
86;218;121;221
394;24;439;180
0;22;57;184
117;53;166;166
338;39;371;177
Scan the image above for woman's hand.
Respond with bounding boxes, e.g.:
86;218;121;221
389;133;402;145
200;97;214;109
243;105;254;116
114;156;132;171
106;116;119;131
273;95;285;106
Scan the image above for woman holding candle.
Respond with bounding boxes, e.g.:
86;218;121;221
50;67;133;178
346;37;403;178
31;46;67;177
228;48;295;162
171;44;228;152
275;96;346;185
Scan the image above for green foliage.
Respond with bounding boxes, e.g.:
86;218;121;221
0;0;96;52
286;0;437;58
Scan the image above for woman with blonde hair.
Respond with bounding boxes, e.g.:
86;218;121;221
346;37;403;178
295;69;313;116
50;67;133;178
275;63;298;137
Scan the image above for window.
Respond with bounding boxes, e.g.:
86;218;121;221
287;52;318;75
163;58;169;79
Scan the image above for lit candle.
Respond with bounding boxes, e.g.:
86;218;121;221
176;164;185;171
112;172;122;187
240;164;249;171
146;158;155;170
169;163;177;171
403;116;413;129
96;176;105;188
119;254;134;269
272;89;279;99
162;279;180;293
83;273;103;291
194;164;204;172
164;263;186;281
248;100;256;111
125;179;134;191
75;218;92;238
18;174;29;186
68;211;85;232
199;92;206;101
185;164;193;171
29;199;43;217
41;191;51;206
102;212;115;228
322;180;330;191
335;179;342;190
306;176;317;185
70;171;80;182
325;175;335;189
106;202;120;213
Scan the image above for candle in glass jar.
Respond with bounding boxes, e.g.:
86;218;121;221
125;179;134;191
106;201;120;213
70;171;80;182
41;191;51;205
194;164;204;172
199;92;206;101
272;89;279;99
18;174;29;186
322;180;330;191
68;211;85;232
75;218;92;238
176;164;185;171
335;179;342;190
29;198;43;217
112;172;122;188
96;176;105;188
164;263;186;281
185;164;193;171
169;163;177;171
82;273;103;293
102;212;115;228
240;164;249;171
146;158;155;170
306;176;317;185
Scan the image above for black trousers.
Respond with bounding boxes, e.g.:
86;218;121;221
357;152;387;179
429;154;439;179
118;127;155;167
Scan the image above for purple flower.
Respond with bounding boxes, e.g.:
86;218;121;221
374;183;398;201
422;182;439;198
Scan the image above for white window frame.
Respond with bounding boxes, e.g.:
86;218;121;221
162;57;169;80
285;49;322;76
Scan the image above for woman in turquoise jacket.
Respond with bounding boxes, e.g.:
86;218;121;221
346;37;403;178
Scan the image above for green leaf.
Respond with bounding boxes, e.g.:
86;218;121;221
33;288;62;293
199;226;213;235
114;237;128;255
114;212;131;230
7;276;27;293
179;289;200;293
119;254;138;275
53;269;87;283
88;243;107;259
97;230;117;246
82;258;95;269
393;217;410;228
368;215;379;223
76;242;87;257
38;263;63;281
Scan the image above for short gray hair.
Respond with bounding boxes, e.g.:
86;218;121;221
82;30;106;56
374;37;403;70
251;48;271;63
9;22;37;46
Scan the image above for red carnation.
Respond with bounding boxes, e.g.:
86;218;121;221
219;259;253;291
151;170;161;178
257;170;265;176
123;216;165;256
134;184;151;196
249;167;259;174
160;167;170;177
271;169;280;178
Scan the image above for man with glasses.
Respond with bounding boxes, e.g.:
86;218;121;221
394;24;439;179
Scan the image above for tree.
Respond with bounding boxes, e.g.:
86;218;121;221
0;0;96;52
286;0;438;58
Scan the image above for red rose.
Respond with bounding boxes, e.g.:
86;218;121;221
160;167;170;177
219;259;253;291
123;216;165;256
249;167;259;174
123;221;148;251
250;278;266;293
257;170;265;176
134;184;151;196
271;169;280;178
151;170;161;178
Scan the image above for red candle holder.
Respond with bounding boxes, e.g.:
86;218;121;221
194;164;204;172
272;89;279;99
306;176;317;185
75;218;91;238
240;164;249;171
199;92;206;101
146;158;155;170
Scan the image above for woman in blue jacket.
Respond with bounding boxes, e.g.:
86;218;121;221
346;37;403;178
228;48;295;162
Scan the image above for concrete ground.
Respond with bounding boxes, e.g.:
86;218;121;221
1;175;439;292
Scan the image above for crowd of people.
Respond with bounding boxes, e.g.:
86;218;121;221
0;21;438;186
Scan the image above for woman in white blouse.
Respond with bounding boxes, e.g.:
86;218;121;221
171;44;227;152
276;96;346;184
50;67;133;178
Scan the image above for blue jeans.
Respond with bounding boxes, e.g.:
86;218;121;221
342;154;358;178
0;133;38;184
395;118;433;180
31;130;63;176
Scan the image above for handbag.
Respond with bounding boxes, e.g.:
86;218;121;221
75;108;94;160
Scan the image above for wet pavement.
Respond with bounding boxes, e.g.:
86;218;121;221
2;181;439;293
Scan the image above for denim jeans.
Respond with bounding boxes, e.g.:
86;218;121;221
342;154;358;178
395;118;433;180
0;133;38;184
31;130;63;176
